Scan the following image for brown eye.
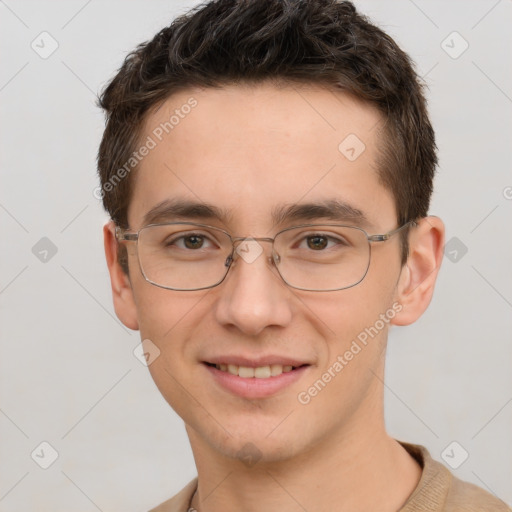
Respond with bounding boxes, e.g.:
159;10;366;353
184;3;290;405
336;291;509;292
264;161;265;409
307;236;328;250
164;233;214;250
184;235;204;249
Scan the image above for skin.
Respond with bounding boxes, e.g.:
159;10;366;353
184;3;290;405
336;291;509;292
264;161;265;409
104;82;445;512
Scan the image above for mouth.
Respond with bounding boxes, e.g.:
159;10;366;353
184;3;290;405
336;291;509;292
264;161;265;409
203;362;309;378
201;360;311;399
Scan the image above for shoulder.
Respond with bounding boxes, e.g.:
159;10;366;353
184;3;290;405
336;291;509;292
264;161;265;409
446;474;511;511
148;478;198;512
399;442;511;512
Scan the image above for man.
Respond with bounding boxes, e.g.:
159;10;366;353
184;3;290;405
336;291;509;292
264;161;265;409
97;1;510;510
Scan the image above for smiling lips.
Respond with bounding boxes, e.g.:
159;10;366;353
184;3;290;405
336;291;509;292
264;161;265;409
208;362;299;378
204;359;310;399
203;356;310;379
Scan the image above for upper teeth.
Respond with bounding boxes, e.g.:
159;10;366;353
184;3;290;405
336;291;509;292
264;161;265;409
215;363;294;378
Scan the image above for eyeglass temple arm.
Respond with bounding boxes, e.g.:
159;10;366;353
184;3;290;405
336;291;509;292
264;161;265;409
367;220;417;242
115;227;138;242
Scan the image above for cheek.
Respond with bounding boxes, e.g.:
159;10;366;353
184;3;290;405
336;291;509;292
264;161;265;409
137;289;214;421
130;272;209;382
302;276;396;345
135;286;209;346
293;289;394;421
298;261;399;378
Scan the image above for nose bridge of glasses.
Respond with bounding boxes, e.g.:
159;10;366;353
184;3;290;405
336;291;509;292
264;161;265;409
231;236;275;245
229;236;280;266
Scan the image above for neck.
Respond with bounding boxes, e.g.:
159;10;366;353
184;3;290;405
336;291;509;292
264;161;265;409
187;420;421;512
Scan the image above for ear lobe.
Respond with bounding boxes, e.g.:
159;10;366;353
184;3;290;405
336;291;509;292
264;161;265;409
103;220;139;331
391;216;445;326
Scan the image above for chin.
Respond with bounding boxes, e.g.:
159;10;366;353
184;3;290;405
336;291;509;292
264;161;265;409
203;421;305;464
225;438;300;465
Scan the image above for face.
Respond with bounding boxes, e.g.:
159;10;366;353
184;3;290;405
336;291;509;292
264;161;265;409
112;82;411;464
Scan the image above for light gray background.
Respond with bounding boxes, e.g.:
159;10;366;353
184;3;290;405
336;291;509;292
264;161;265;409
1;1;511;510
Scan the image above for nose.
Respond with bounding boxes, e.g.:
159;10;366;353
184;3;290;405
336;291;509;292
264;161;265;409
213;240;293;336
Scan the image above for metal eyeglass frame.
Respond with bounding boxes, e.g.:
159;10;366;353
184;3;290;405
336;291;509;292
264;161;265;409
115;220;416;292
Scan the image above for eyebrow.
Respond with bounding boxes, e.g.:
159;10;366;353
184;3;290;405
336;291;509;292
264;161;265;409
142;199;233;227
272;199;372;229
141;198;372;230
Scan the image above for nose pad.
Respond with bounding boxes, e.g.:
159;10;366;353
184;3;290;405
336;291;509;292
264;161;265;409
226;249;279;268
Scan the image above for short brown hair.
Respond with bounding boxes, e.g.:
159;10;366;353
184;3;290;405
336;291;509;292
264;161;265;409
97;0;437;269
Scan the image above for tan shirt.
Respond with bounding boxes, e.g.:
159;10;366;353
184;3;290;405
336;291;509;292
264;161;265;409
148;442;511;512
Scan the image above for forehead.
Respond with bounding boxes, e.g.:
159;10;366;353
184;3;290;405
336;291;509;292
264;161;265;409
128;82;395;231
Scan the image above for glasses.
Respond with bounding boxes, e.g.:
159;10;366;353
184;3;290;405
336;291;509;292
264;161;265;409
115;221;415;292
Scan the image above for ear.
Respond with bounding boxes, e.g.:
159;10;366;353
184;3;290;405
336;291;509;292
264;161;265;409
103;220;139;330
391;216;445;326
